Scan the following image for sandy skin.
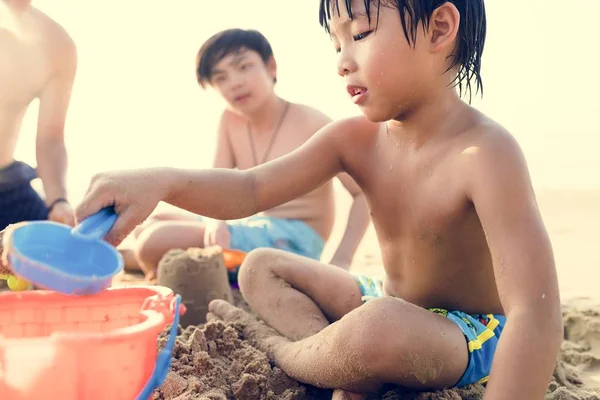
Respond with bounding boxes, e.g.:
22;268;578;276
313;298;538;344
208;295;466;398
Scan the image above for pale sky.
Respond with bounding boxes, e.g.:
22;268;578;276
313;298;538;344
16;0;600;202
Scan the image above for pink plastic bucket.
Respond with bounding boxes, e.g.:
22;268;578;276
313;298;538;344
0;285;185;400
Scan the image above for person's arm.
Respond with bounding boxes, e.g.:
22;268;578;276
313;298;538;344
204;111;236;246
466;130;562;400
77;118;359;244
36;29;77;223
166;118;349;217
212;112;236;169
328;173;370;270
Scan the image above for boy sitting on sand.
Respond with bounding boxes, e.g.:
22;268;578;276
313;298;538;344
4;1;562;398
118;28;370;280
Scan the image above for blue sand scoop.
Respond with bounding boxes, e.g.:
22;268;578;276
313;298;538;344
8;207;124;295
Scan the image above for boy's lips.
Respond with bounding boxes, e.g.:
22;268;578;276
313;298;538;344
346;85;368;105
234;94;251;103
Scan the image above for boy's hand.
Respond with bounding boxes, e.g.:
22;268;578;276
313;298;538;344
0;229;9;274
75;169;171;246
204;220;231;249
48;201;76;226
0;223;28;274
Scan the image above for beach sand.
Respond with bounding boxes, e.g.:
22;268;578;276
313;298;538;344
148;290;600;400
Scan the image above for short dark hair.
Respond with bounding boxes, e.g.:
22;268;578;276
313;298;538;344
319;0;486;102
196;29;275;88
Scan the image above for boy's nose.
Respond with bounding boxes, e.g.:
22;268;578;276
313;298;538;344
337;51;357;77
227;73;244;90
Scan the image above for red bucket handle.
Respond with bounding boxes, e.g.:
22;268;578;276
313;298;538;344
141;293;186;324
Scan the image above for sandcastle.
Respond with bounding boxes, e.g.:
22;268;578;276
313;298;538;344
157;246;233;327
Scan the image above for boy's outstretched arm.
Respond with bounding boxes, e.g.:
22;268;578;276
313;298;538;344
466;130;562;400
328;173;370;269
76;119;351;245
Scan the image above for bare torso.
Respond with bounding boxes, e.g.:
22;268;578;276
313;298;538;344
0;6;59;167
346;111;504;315
224;104;336;240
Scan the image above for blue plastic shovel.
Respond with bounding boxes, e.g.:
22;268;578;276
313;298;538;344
8;206;124;295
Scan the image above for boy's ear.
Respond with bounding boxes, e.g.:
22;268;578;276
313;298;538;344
428;2;460;54
266;56;277;82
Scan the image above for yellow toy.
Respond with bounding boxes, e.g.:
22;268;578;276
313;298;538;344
0;273;31;291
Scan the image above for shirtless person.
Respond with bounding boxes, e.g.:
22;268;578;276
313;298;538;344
0;0;77;230
4;1;562;399
119;28;370;279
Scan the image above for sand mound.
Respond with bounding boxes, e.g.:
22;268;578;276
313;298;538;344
153;294;600;399
153;320;331;400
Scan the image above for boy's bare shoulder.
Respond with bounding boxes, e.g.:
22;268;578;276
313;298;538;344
459;114;530;188
464;116;524;162
31;8;76;58
219;108;250;132
218;103;377;146
291;102;378;140
280;102;332;142
291;103;332;131
219;108;238;124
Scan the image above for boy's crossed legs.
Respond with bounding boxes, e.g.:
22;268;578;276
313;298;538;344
119;212;326;282
118;212;206;279
209;249;471;397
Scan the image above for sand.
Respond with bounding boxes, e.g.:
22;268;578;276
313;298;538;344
152;318;329;400
149;285;600;400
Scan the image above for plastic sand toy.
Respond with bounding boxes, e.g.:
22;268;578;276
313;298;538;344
0;274;30;291
223;248;247;285
5;206;123;295
0;285;185;400
223;248;247;270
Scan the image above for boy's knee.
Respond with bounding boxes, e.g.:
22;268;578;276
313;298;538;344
238;248;290;294
238;248;276;284
134;222;169;265
339;297;409;372
331;312;383;374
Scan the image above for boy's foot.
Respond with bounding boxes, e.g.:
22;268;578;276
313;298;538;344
208;299;289;357
210;300;374;399
332;389;367;400
145;269;158;284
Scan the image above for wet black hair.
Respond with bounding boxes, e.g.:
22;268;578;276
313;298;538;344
319;0;486;102
196;28;276;88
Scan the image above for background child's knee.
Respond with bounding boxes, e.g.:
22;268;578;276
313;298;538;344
134;222;172;268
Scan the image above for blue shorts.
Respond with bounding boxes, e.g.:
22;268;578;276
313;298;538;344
0;162;48;230
199;215;325;261
353;274;506;388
